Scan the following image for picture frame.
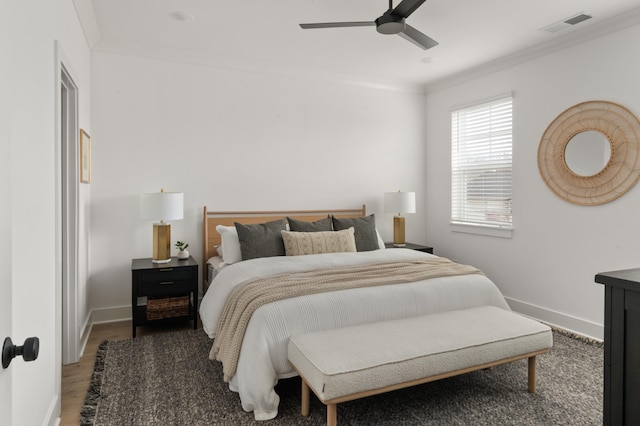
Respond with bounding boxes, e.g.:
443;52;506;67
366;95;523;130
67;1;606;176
80;129;91;183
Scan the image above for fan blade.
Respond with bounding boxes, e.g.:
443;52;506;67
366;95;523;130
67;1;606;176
392;0;427;19
398;24;438;50
300;22;375;29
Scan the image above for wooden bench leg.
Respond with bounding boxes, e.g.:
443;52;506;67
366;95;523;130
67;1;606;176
327;403;337;426
301;379;310;416
528;355;537;393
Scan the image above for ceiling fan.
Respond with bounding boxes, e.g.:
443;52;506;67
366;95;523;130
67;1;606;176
299;0;438;50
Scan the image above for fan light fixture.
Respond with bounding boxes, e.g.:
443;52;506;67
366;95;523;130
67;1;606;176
140;189;184;263
384;191;416;247
375;12;406;34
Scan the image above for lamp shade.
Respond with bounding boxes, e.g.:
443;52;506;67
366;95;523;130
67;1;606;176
384;191;416;215
140;191;184;221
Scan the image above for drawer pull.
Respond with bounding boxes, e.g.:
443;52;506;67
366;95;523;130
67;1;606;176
160;268;174;272
160;281;174;285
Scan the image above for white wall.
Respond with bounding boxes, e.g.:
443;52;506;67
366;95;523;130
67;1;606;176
425;23;640;340
89;52;427;317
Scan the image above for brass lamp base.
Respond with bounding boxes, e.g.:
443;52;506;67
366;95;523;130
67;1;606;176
152;222;172;263
393;215;406;247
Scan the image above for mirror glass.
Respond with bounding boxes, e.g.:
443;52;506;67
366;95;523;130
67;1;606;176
564;131;611;176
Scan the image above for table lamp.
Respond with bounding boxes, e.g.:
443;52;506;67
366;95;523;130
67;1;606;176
140;189;184;263
384;191;416;247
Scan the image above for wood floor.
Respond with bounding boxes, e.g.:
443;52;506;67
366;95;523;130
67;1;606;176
60;320;197;425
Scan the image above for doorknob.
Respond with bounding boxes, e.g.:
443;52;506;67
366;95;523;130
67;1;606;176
2;337;39;369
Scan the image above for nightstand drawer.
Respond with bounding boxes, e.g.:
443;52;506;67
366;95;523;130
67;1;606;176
138;267;193;283
138;280;192;297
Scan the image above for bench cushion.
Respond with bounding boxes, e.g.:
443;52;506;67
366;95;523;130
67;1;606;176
287;306;553;401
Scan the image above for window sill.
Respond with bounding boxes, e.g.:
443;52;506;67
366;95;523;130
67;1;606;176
450;223;513;239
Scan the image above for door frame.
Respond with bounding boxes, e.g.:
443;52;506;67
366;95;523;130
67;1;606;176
55;41;81;365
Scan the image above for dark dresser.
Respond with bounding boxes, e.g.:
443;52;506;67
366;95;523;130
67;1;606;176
595;268;640;425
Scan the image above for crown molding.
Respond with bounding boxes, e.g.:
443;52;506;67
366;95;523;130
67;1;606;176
425;6;640;94
72;0;101;48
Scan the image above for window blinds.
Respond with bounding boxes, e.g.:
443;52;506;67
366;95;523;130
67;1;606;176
451;96;513;228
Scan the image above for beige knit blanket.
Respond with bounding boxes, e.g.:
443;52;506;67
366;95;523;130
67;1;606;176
211;257;483;381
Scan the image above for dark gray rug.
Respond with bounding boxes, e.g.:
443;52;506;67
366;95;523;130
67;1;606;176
81;329;603;425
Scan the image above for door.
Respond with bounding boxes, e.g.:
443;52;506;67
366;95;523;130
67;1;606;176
0;126;12;418
0;166;11;420
0;0;12;418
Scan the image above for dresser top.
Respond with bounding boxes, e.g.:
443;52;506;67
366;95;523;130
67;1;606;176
595;268;640;292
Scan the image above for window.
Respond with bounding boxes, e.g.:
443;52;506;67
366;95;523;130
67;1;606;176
451;95;513;230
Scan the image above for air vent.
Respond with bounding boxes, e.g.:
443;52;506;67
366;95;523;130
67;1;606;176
541;13;593;33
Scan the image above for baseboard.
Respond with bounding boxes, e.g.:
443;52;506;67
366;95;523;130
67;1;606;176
89;305;131;325
505;297;603;341
78;314;92;358
44;393;60;426
88;296;204;327
86;298;603;341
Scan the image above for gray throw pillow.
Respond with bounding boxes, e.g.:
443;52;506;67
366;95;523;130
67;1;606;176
331;214;378;252
287;216;333;232
235;219;286;260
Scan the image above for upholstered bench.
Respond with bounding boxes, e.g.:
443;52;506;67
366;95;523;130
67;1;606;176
287;306;553;426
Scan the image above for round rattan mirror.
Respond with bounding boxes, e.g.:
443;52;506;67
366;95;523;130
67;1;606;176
564;130;611;176
538;100;640;205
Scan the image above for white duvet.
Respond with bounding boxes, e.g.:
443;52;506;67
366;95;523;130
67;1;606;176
199;248;510;421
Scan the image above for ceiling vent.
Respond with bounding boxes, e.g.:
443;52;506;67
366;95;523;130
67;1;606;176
541;13;593;33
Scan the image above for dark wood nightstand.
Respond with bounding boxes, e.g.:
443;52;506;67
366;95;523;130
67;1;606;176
385;242;434;254
131;256;199;337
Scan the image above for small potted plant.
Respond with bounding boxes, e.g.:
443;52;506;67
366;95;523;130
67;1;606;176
175;240;189;260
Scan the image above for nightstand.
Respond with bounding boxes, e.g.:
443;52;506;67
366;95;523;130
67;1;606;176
385;242;434;254
131;256;199;338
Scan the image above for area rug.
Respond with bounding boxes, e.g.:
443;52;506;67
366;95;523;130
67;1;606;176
80;329;603;425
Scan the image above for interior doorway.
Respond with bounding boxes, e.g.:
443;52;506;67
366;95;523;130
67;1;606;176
60;62;80;364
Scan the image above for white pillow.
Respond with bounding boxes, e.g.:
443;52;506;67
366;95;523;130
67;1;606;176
215;225;243;264
376;229;386;250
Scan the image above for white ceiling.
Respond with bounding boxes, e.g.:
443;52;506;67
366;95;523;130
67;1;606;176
78;0;640;91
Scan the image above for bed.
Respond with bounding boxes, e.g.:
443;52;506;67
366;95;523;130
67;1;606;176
199;205;511;421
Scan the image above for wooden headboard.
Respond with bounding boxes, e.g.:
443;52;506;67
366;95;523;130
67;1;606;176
202;205;366;284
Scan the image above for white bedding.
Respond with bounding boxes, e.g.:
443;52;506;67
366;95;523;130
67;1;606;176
199;248;510;421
